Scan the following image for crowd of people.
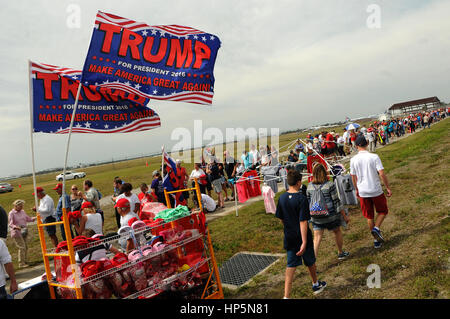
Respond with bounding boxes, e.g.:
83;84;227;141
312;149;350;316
0;107;447;298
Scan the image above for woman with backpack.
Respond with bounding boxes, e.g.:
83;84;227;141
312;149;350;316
306;163;350;260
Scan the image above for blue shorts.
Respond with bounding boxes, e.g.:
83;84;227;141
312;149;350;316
286;245;316;268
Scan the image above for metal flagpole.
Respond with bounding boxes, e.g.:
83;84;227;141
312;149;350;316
29;60;61;298
27;60;40;232
161;145;165;180
61;81;82;196
60;79;83;298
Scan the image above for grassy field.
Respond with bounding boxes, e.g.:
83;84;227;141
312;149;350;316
208;118;449;298
0;118;375;269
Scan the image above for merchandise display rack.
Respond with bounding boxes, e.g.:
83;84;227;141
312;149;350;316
36;179;224;299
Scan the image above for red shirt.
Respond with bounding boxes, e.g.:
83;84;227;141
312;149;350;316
242;170;261;198
325;133;334;149
177;166;187;187
236;177;250;203
307;155;328;182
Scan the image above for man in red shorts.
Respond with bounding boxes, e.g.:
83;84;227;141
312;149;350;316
350;134;392;249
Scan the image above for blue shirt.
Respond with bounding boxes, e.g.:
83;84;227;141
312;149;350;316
56;193;71;219
241;153;253;169
275;192;313;251
299;152;307;165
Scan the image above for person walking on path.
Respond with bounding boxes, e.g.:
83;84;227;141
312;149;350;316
306;163;350;260
8;200;36;268
276;169;327;298
350;134;392;249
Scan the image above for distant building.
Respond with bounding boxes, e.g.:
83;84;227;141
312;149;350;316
388;97;441;116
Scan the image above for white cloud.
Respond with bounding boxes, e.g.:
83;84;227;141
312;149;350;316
0;0;449;177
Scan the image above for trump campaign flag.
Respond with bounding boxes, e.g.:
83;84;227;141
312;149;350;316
81;11;221;105
30;61;161;133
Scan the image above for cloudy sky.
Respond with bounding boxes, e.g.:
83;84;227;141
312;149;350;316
1;0;449;178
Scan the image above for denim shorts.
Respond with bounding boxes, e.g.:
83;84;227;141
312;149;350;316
286;245;316;268
311;219;342;231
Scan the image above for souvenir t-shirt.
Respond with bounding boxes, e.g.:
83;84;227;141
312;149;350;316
236;177;250;203
262;185;276;214
243;171;261;197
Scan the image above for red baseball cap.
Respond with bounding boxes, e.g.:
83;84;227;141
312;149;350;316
68;210;82;221
52;183;63;190
127;217;139;227
81;201;94;209
114;198;130;209
32;187;44;195
112;253;129;267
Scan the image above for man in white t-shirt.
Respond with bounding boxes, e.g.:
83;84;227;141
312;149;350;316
343;129;350;143
350;134;392;249
0;240;17;299
192;191;216;213
32;187;58;248
116;183;140;214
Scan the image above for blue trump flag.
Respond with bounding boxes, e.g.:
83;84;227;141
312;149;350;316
30;61;161;134
81;11;221;106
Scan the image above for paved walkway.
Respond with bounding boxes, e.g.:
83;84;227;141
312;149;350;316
11;124;430;292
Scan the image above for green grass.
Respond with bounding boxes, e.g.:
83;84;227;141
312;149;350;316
209;118;450;299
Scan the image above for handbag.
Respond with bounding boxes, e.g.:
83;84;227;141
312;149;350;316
20;226;28;237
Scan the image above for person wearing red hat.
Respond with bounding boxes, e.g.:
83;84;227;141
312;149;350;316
53;183;73;241
32;187;58;248
115;183;140;215
115;198;139;253
72;202;103;235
